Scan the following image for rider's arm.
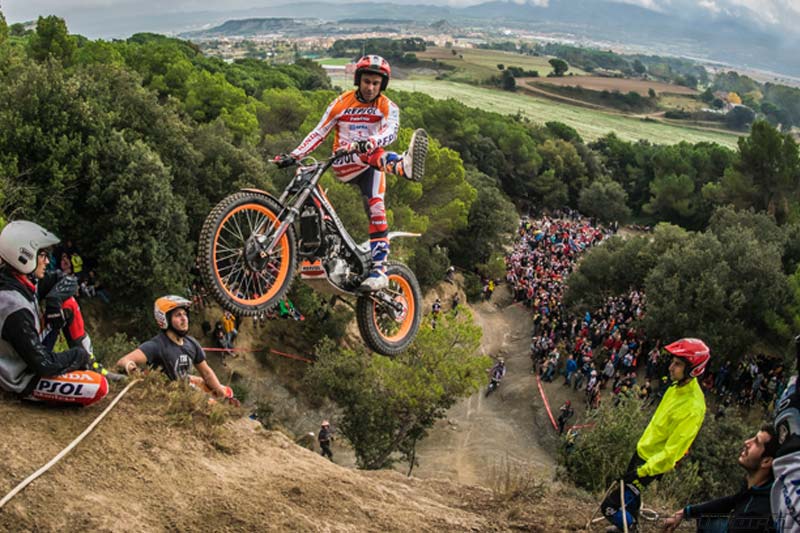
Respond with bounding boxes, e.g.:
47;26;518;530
195;360;227;397
683;493;738;520
290;96;342;160
2;308;89;377
116;348;148;375
369;99;400;149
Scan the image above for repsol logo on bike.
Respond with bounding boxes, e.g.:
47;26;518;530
37;379;96;397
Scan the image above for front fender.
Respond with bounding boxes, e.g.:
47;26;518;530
240;188;280;203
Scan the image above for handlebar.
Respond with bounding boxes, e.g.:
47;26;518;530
272;149;360;171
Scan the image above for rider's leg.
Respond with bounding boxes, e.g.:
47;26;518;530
355;168;390;291
23;370;109;406
364;129;428;181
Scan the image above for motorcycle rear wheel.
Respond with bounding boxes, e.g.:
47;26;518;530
199;191;297;316
356;262;422;357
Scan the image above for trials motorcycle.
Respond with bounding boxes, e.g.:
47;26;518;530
198;149;422;356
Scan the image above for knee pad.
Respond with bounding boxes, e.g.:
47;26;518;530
368;198;387;233
30;371;108;406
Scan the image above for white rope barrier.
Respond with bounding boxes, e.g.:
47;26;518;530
0;379;141;510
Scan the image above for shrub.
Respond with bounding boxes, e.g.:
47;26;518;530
560;395;648;492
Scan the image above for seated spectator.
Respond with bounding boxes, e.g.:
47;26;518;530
116;296;238;405
221;310;237;346
59;252;72;275
71;251;83;280
0;221;114;406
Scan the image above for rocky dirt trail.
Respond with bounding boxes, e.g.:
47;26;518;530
409;283;557;488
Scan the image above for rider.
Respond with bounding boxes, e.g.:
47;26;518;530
0;221;109;406
115;296;237;404
771;334;800;532
602;338;709;532
275;54;428;292
490;357;507;383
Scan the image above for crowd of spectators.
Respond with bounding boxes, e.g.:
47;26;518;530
508;211;789;425
47;239;110;304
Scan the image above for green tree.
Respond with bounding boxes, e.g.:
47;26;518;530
28;16;75;65
450;170;517;267
578;177;631;223
643;173;697;224
548;58;569;76
501;69;516;91
725;106;756;131
735;120;800;223
86;132;193;305
538;139;588;204
633;59;647;75
530;169;567;209
305;310;489;470
643;227;790;360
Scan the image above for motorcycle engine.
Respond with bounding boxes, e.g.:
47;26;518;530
323;233;351;286
326;258;350;286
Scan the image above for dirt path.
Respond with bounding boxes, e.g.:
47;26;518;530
517;78;606;110
408;285;556;488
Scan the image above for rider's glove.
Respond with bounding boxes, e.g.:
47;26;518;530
348;139;374;154
45;305;66;331
273;154;296;169
45;274;79;306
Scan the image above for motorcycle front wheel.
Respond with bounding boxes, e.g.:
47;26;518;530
198;191;297;316
356;262;422;357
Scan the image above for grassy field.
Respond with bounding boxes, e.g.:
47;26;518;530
659;94;706;112
315;57;352;66
416;46;587;81
391;79;740;148
533;76;697;96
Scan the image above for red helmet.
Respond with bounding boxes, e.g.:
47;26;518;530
665;338;710;378
354;55;391;91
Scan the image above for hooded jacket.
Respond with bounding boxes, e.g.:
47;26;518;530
0;268;88;393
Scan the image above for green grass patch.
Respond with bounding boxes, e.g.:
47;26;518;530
416;46;586;82
314;57;352;66
392;79;740;147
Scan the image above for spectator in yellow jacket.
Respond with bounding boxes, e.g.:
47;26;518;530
602;338;709;532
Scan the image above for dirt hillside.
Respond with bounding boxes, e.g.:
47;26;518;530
0;378;601;532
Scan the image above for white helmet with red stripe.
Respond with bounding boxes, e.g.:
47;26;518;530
354;55;391;91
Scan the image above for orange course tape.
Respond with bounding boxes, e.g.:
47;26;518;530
202;346;314;364
536;374;558;430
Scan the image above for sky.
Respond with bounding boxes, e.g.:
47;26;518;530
3;0;799;36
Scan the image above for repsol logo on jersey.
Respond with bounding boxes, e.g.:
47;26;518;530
342;108;378;116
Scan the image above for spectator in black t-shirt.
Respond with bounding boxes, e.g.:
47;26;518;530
662;424;778;533
115;295;236;404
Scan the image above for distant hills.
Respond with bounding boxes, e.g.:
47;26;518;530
176;1;799;77
14;0;798;78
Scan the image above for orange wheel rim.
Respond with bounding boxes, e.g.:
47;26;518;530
372;274;415;343
212;203;290;306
